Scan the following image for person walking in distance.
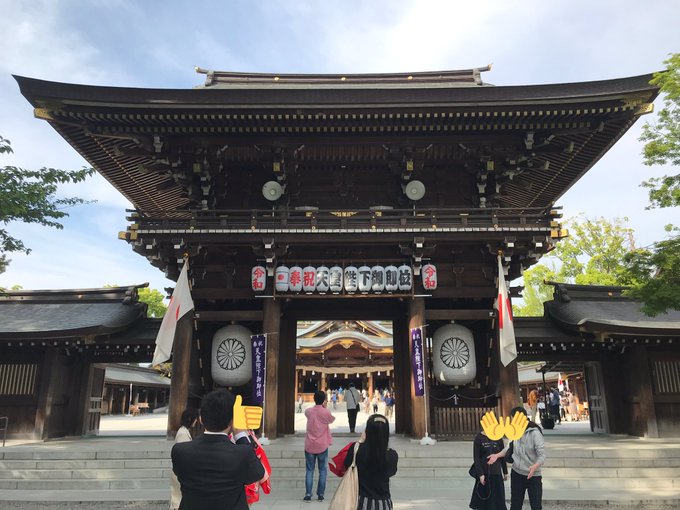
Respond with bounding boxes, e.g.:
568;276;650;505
487;407;545;510
343;414;399;510
527;389;538;422
344;383;361;433
297;393;304;413
303;390;335;502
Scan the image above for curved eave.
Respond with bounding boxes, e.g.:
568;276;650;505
15;73;658;109
14;74;660;212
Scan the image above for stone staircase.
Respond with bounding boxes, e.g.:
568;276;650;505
0;435;679;504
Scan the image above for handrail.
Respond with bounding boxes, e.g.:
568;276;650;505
126;206;559;232
0;416;7;447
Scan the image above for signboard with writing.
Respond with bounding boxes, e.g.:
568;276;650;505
410;327;425;397
251;334;266;405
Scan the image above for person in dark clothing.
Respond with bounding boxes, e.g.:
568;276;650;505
488;407;545;510
172;389;266;510
469;429;507;510
344;414;398;510
344;383;361;433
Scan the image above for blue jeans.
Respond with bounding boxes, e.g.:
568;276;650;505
305;449;329;498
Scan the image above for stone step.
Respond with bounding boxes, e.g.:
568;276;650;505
0;459;173;469
0;468;172;480
0;478;169;490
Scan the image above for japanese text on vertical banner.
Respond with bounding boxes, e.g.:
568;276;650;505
251;334;266;405
411;327;425;397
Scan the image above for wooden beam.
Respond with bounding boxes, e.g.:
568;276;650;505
408;298;427;439
425;309;494;320
263;298;281;439
195;310;263;321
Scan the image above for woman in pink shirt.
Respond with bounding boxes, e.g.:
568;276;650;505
304;390;336;502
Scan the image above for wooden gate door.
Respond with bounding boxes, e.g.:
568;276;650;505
83;365;106;436
584;362;609;433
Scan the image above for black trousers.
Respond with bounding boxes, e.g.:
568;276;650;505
510;470;542;510
347;407;359;432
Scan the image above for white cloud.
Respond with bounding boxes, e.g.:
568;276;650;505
1;0;679;293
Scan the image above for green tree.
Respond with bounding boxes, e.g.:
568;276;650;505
625;52;680;315
554;216;636;286
514;264;557;317
623;226;680;315
138;287;167;318
104;284;167;318
0;135;95;273
639;53;680;208
514;216;635;316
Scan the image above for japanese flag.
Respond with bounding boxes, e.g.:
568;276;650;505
152;262;194;367
496;256;517;367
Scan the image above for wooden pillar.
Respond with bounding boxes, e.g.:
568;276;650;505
167;314;193;438
499;358;521;418
35;348;58;440
631;345;659;438
368;371;374;398
393;312;410;434
408;297;427;438
264;298;281;439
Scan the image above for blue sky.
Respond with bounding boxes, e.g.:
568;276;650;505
1;0;679;294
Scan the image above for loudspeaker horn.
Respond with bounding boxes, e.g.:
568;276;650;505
262;181;284;201
404;180;426;201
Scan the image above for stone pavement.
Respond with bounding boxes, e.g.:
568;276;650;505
2;409;679;509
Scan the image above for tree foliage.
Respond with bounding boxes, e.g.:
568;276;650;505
514;216;636;317
624;52;680;315
0;135;95;272
138;287;167;318
623;227;680;316
640;53;680;208
104;284;167;318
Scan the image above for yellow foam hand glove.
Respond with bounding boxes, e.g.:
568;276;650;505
480;410;505;441
504;411;529;441
233;395;263;430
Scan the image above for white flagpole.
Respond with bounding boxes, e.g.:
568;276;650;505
259;333;270;445
420;327;436;446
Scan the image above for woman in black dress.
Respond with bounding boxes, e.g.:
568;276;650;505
344;414;398;510
469;429;507;510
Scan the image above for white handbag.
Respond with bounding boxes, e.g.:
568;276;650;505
328;442;360;510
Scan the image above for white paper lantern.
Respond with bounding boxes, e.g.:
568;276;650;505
211;325;253;387
289;266;303;292
302;266;316;292
422;264;438;291
432;323;476;386
316;265;330;293
398;264;413;291
371;265;385;292
385;265;399;292
275;265;290;292
329;266;343;292
251;266;266;292
344;266;358;292
358;265;372;292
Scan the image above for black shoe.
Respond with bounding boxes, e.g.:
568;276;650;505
303;495;311;502
318;496;324;502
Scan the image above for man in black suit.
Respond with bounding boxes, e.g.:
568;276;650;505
172;389;266;510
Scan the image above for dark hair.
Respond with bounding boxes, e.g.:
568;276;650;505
313;390;326;405
349;383;355;388
363;414;390;470
180;408;199;428
510;406;543;435
200;389;235;432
